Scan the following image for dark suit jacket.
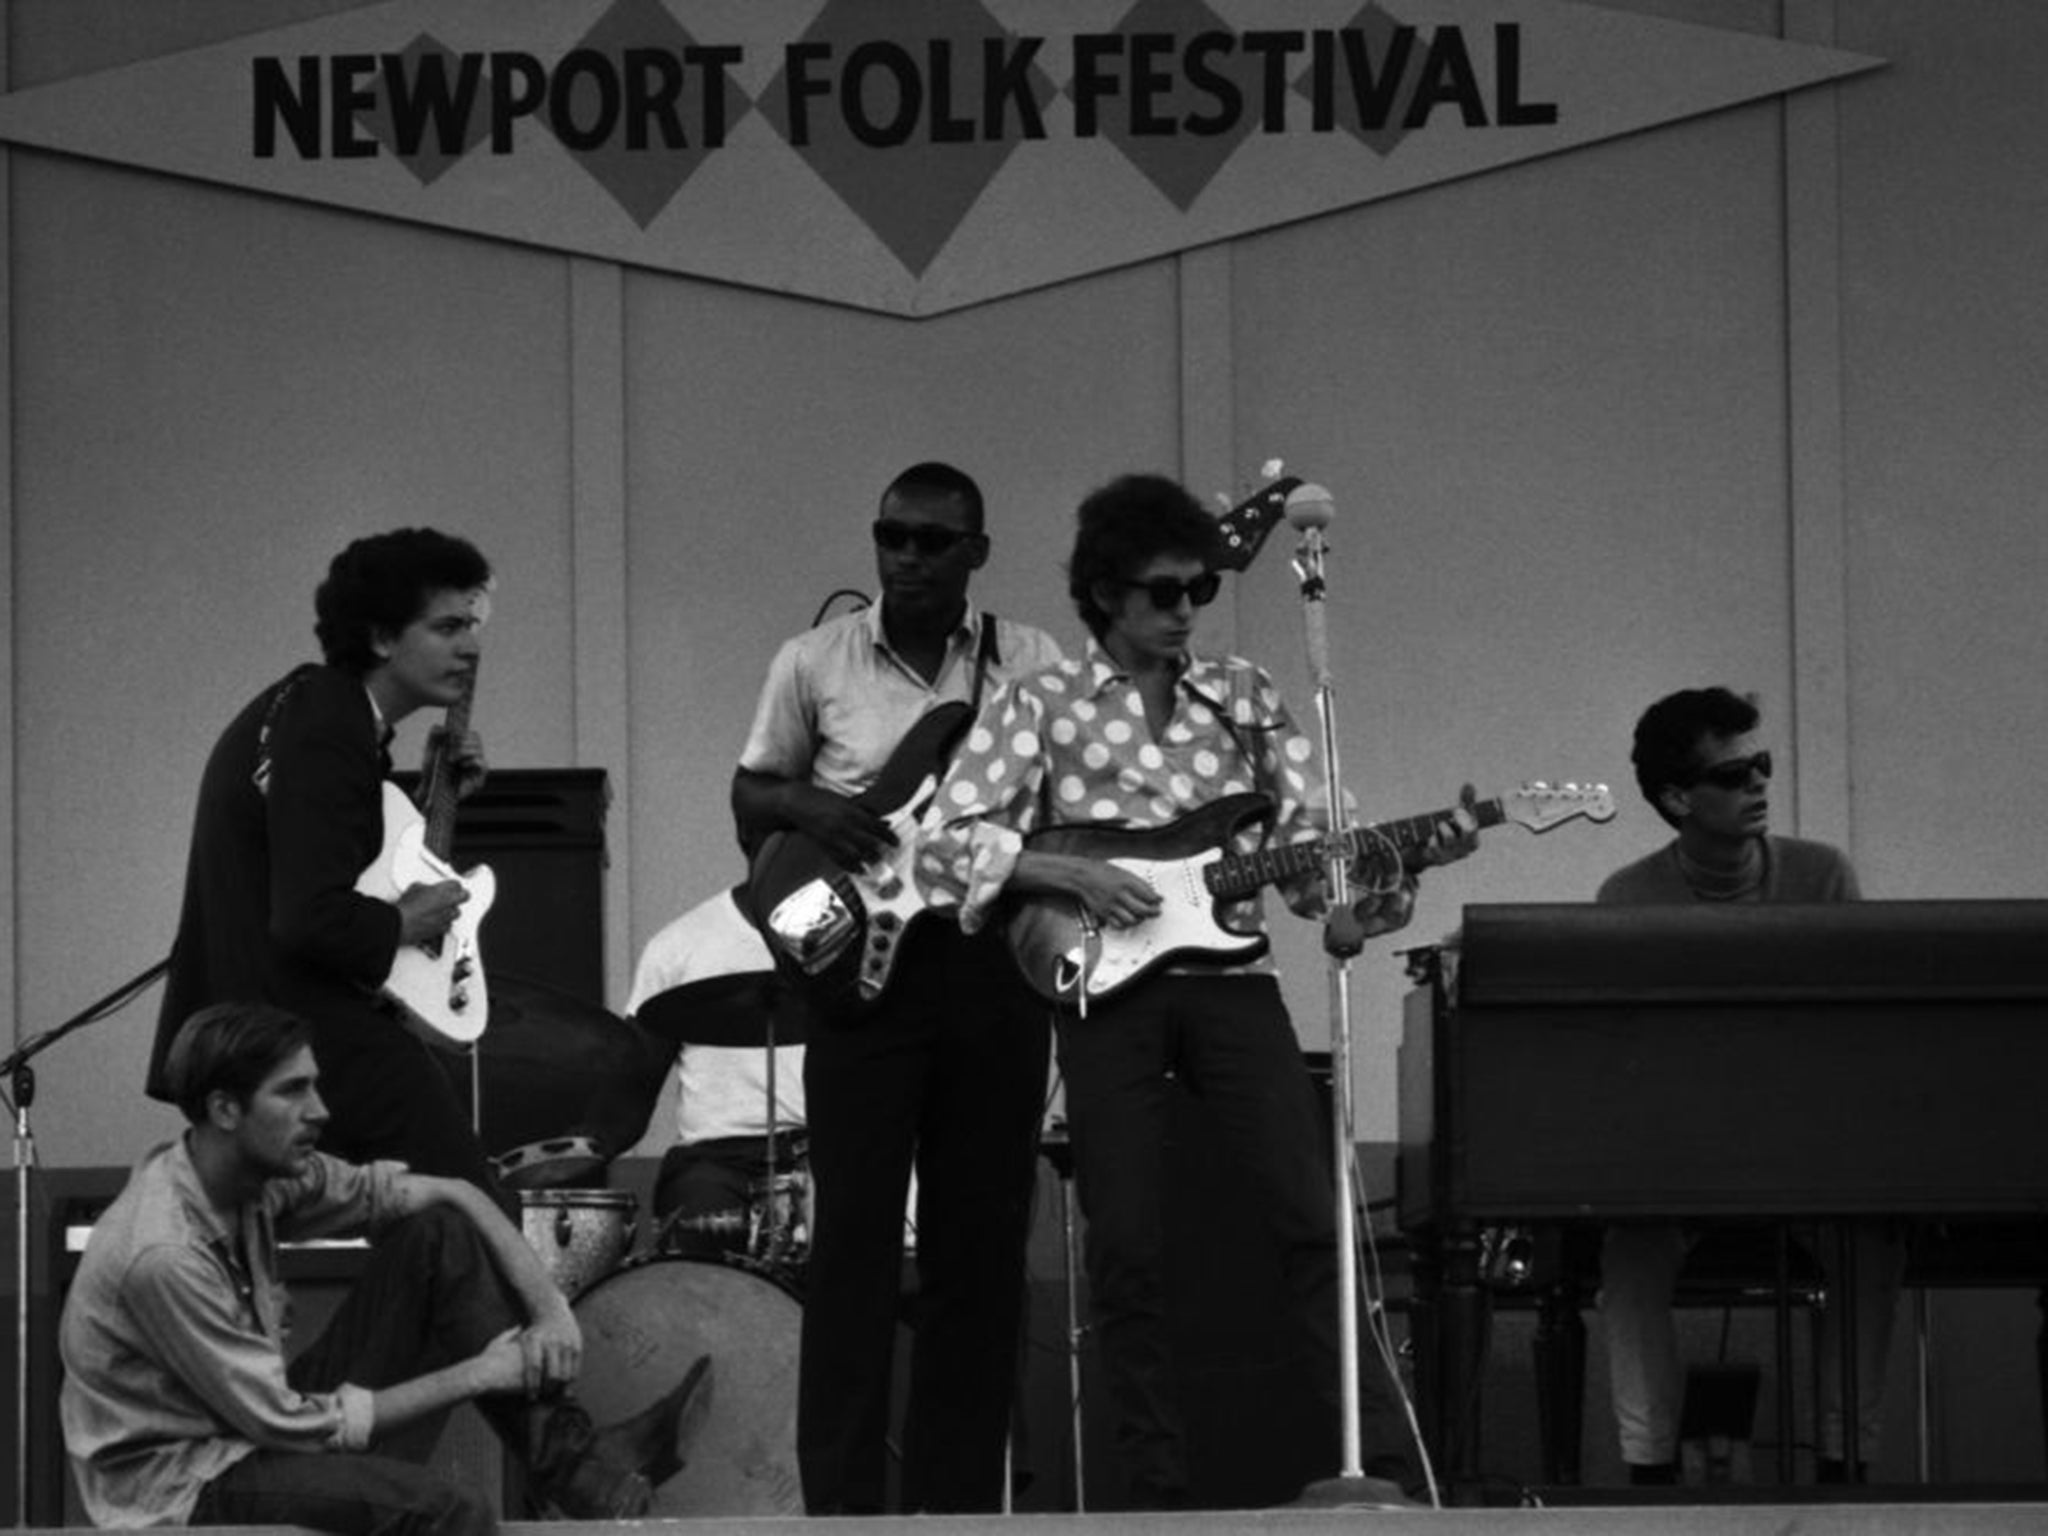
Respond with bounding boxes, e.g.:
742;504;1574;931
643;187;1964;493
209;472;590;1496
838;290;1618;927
147;664;405;1101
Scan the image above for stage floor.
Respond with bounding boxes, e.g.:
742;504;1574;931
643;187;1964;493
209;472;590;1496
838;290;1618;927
105;1502;2048;1536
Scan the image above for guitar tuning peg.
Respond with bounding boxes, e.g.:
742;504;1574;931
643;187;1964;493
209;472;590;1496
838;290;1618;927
1259;457;1285;478
1213;492;1234;513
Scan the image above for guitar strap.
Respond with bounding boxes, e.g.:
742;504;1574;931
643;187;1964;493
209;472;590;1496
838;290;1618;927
251;664;320;797
968;612;999;714
1177;672;1279;767
253;663;394;796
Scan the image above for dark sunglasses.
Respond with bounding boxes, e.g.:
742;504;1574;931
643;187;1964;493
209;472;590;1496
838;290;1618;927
1691;749;1773;791
872;520;979;556
1123;571;1222;610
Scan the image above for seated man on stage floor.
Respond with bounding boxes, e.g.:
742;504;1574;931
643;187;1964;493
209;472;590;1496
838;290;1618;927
1596;685;1904;1485
62;1002;700;1535
627;883;810;1260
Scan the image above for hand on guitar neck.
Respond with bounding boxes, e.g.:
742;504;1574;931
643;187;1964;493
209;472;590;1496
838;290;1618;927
422;723;489;803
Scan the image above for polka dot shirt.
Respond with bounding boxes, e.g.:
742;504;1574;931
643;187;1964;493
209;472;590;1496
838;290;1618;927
916;642;1339;955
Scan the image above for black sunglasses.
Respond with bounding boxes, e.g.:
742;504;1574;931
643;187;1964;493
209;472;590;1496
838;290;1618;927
873;520;979;556
1691;749;1773;791
1123;571;1222;610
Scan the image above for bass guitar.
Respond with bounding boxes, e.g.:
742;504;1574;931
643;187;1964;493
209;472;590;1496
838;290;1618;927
748;701;974;1013
355;670;497;1048
1006;782;1615;1006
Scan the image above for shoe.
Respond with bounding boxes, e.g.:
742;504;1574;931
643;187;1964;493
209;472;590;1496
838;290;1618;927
1816;1457;1867;1484
591;1353;713;1489
523;1357;712;1519
1627;1460;1680;1486
544;1454;653;1520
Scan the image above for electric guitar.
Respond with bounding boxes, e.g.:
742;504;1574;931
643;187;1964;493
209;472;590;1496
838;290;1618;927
747;701;975;1013
355;672;497;1048
747;470;1305;1011
1006;782;1616;1006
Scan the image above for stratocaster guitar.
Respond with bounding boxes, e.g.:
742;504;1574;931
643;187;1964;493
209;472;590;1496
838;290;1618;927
1006;782;1616;1006
354;671;497;1048
748;700;975;1012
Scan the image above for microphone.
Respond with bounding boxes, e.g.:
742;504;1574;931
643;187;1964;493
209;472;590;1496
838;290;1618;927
1284;483;1335;680
1284;482;1335;532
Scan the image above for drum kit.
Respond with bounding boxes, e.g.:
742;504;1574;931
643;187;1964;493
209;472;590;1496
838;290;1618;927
479;968;815;1517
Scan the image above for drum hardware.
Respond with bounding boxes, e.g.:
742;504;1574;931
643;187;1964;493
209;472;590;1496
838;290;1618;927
638;963;811;1266
1040;1116;1088;1513
1481;1224;1537;1288
493;1134;607;1191
746;1167;812;1268
519;1188;638;1299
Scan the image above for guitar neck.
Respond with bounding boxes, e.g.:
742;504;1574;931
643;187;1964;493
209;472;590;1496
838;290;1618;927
1205;798;1506;900
418;677;474;860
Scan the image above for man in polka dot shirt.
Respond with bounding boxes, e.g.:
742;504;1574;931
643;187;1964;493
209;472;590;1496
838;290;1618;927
917;473;1471;1509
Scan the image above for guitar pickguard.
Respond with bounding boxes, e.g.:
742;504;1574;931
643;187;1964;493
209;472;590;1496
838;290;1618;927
357;781;496;1048
761;777;937;1003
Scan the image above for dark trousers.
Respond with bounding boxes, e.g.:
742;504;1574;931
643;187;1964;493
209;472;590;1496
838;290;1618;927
797;922;1051;1514
1057;973;1414;1503
194;1206;524;1536
653;1135;777;1259
315;1014;516;1219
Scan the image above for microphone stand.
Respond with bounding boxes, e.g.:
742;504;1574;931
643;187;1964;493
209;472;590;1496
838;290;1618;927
1282;488;1407;1511
1;958;168;1527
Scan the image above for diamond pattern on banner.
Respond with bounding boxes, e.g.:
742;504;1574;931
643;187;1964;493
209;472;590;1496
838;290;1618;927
356;34;490;187
758;0;1055;276
557;0;753;230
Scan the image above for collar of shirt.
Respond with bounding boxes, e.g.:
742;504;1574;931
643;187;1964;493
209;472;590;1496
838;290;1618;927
160;1133;236;1249
362;682;395;755
861;596;986;683
1079;638;1224;705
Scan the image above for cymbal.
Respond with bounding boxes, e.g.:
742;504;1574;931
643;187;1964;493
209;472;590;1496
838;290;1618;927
634;972;809;1049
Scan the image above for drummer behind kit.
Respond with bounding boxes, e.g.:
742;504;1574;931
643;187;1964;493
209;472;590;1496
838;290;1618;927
501;886;822;1517
626;888;813;1265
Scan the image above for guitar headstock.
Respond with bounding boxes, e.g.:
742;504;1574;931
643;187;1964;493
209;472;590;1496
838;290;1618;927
1213;463;1304;572
1500;781;1617;833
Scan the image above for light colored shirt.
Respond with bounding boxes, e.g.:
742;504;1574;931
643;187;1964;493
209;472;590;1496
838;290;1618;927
627;888;805;1144
916;642;1342;971
737;600;1064;794
60;1139;402;1527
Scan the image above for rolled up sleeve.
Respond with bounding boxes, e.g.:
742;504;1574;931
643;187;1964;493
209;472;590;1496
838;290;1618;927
915;682;1046;934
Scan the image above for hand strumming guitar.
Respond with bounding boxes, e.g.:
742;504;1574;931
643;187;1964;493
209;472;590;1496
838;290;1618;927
734;769;896;870
1011;850;1163;931
396;879;468;947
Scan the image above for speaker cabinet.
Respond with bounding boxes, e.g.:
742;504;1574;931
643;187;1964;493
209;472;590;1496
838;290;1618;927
401;767;610;1001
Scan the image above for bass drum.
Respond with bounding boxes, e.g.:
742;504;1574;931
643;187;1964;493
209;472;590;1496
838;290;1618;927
571;1255;805;1515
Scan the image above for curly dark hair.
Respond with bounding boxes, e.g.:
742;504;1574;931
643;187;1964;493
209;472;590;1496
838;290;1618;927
314;529;491;675
1067;474;1225;639
1630;686;1761;827
162;1002;315;1125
